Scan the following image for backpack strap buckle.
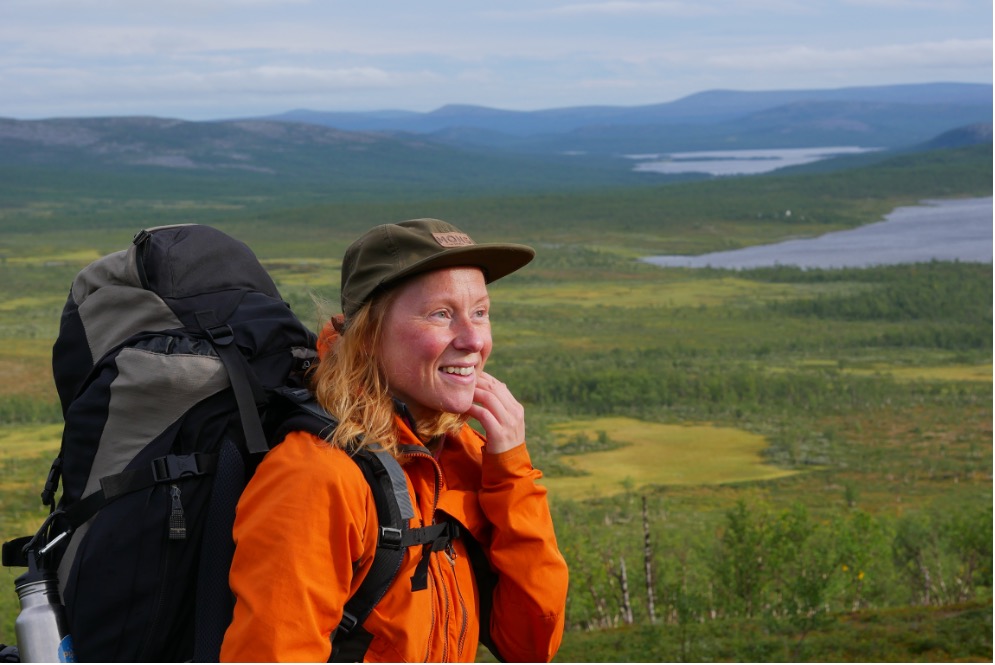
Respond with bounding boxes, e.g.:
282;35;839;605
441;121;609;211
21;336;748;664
378;527;404;550
407;522;458;592
336;611;359;636
41;457;63;507
204;324;234;347
151;453;214;484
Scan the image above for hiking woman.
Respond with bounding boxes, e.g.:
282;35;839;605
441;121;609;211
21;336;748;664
221;219;569;662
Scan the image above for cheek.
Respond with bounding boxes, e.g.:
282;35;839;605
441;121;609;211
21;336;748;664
412;332;449;363
385;328;449;375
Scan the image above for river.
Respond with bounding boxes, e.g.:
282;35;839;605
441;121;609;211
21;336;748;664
642;197;993;270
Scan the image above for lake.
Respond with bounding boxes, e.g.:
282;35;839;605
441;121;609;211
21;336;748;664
642;197;993;270
627;146;882;176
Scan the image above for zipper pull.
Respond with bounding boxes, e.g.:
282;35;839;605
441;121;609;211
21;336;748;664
169;484;186;540
444;540;457;567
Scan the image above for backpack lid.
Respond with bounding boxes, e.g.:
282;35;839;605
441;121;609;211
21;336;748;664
135;225;281;300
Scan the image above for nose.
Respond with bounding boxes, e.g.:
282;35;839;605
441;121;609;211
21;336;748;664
452;314;486;353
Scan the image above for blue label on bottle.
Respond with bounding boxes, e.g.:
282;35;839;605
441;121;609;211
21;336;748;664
58;634;76;663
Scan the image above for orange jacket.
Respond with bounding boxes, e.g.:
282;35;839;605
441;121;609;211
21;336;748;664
220;415;568;662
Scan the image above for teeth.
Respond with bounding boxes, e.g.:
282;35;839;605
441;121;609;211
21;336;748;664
443;366;474;376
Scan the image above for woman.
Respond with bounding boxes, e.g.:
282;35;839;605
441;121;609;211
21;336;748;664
221;219;569;662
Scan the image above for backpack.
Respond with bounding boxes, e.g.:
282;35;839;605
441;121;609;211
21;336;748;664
1;224;465;662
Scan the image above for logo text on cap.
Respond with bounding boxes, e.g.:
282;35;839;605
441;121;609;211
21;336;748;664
432;232;475;248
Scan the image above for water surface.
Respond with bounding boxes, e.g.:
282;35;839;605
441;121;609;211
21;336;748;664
643;197;993;270
628;146;881;176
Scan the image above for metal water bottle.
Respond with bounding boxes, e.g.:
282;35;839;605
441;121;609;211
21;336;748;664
14;567;75;663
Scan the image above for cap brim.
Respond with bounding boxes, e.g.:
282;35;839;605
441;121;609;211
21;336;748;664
381;242;535;290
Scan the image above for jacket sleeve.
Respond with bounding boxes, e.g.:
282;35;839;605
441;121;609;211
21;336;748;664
220;432;377;663
478;442;569;663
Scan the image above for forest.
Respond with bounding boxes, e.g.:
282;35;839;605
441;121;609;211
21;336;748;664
0;141;991;661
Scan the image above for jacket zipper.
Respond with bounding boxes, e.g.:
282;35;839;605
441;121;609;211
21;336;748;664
403;447;468;661
423;572;437;662
401;445;447;661
445;541;470;660
436;553;451;662
399;445;443;509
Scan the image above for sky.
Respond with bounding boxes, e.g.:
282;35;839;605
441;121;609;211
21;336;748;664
1;0;991;121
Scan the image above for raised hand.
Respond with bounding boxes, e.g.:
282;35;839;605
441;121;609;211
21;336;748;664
467;371;526;454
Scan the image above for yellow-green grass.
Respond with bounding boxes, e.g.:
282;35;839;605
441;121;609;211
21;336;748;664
0;249;103;268
0;424;62;476
0;341;58;398
1;425;66;644
0;228;161;260
792;360;993;383
0;425;63;536
500;276;847;309
881;363;992;382
0;295;67;313
540;417;800;500
261;258;341;288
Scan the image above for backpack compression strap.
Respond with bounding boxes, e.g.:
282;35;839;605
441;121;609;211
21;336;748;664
1;452;218;569
196;311;270;455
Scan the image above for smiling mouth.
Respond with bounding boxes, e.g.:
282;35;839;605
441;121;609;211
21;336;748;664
442;366;474;376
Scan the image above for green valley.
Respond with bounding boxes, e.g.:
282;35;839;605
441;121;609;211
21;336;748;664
0;137;991;661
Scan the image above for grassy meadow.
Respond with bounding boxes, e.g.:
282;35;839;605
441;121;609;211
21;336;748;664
543;417;800;499
0;143;992;660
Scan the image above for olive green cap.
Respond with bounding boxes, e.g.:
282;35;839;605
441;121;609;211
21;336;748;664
340;218;535;318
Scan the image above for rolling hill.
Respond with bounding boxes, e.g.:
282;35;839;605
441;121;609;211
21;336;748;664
0;115;654;198
0;82;990;207
259;82;993;154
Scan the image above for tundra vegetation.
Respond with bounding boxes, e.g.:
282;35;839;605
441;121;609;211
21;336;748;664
0;143;991;661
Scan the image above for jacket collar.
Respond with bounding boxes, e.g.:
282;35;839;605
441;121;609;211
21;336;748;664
392;398;446;456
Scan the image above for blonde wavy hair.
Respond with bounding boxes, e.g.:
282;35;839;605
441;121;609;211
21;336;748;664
309;288;468;456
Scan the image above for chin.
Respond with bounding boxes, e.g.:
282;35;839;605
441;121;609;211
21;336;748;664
437;392;475;415
439;402;473;416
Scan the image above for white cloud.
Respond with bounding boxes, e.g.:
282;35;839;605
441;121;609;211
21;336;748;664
486;0;818;19
707;38;993;72
0;0;989;117
220;65;394;91
840;0;972;9
538;1;715;17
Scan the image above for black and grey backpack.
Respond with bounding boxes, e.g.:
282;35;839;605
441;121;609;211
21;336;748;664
2;224;489;662
4;224;319;661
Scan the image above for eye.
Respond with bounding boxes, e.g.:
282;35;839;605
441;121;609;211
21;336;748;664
431;309;452;320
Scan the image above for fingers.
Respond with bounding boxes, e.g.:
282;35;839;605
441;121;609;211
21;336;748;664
469;372;525;454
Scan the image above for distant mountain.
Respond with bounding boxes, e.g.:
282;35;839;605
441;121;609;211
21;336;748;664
510;99;994;155
919;123;993;150
0;115;653;197
1;100;990;202
258;83;993;154
0;116;382;174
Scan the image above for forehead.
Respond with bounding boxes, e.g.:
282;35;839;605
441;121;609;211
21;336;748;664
391;266;489;304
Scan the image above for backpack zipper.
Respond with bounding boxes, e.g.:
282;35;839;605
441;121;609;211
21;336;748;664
168;485;186;540
138;484;181;660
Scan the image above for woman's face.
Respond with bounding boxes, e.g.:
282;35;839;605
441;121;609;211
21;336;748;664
379;267;492;422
